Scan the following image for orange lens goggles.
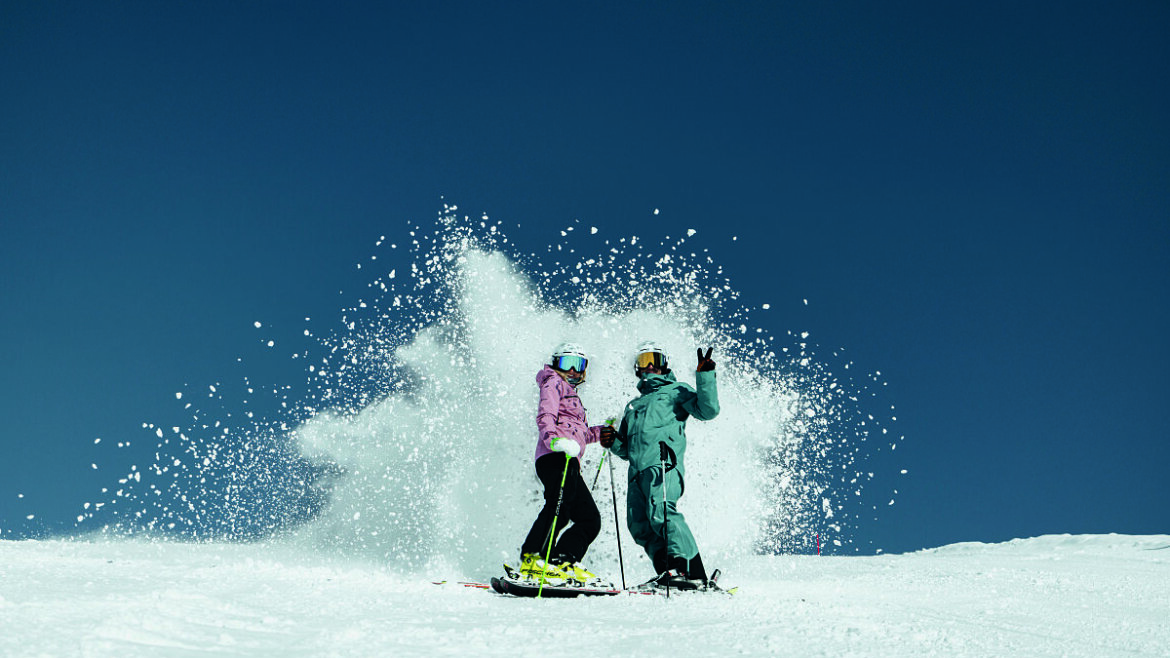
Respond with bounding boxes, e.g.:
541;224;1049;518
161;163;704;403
634;352;668;369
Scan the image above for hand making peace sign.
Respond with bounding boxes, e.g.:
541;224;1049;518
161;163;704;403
696;347;716;372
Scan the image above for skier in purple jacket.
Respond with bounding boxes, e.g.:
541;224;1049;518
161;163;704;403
517;343;616;584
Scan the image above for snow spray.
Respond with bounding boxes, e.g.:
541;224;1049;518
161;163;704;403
87;206;901;577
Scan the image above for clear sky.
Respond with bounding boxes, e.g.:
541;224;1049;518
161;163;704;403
2;2;1167;554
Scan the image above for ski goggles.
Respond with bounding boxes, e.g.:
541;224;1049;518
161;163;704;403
634;352;668;369
551;355;588;372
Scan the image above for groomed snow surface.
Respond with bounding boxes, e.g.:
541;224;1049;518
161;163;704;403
1;534;1166;657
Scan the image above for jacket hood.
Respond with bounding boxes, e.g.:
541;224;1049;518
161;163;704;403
636;370;677;394
538;364;578;387
536;364;559;385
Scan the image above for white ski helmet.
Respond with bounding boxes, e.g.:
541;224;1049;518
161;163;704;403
550;342;588;385
551;342;587;363
633;341;670;373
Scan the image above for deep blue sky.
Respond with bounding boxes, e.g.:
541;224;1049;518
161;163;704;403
2;2;1167;553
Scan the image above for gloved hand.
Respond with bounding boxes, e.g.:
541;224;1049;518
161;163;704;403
599;425;616;448
696;347;716;372
550;437;580;458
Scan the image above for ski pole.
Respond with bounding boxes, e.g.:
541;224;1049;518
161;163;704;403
608;447;626;589
539;452;573;599
591;451;607;490
660;441;670;598
591;418;616;490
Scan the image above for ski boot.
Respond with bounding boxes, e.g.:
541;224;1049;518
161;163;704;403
640;553;708;591
634;569;682;591
634;568;708;592
662;573;705;591
552;558;604;587
516;553;568;584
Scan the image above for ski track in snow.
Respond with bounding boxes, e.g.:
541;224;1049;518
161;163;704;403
1;534;1166;657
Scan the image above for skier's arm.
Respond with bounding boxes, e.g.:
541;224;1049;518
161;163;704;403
586;424;602;445
535;377;562;446
681;370;720;421
609;414;631;460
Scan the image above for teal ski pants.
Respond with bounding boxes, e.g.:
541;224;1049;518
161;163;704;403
627;465;699;564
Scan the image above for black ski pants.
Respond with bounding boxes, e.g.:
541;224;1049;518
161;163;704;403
520;453;600;564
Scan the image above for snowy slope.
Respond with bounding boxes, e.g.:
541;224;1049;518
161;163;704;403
6;219;1163;656
2;534;1166;657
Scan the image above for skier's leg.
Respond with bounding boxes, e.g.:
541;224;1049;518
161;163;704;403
551;461;600;562
626;468;664;561
649;469;699;566
686;552;708;582
652;548;669;574
520;454;568;556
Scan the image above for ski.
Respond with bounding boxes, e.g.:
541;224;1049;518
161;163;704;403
494;562;626;597
501;562;614;589
629;568;738;596
433;568;735;598
491;575;625;598
430;580;492;590
490;573;734;598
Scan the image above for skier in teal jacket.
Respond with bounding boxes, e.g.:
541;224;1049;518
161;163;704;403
601;342;719;589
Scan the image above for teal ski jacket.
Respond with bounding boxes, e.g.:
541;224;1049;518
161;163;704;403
611;370;719;481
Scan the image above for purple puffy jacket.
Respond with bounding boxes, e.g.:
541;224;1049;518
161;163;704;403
534;365;602;462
